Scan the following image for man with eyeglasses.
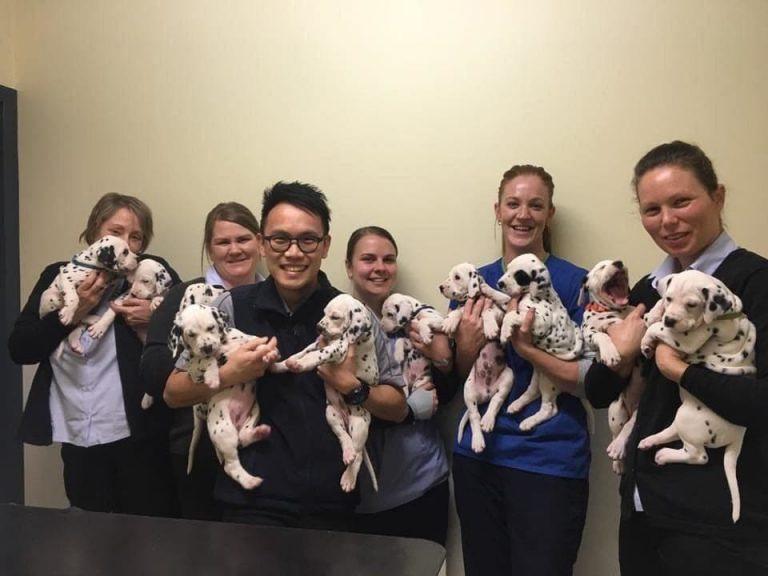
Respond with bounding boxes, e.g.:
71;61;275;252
167;181;407;530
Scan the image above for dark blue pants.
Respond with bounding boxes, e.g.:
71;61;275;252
620;512;768;576
453;454;588;576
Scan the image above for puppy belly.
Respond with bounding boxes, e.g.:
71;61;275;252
675;403;732;449
226;384;256;429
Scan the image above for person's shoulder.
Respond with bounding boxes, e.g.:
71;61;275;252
722;248;768;274
478;258;504;285
547;254;588;277
39;261;67;282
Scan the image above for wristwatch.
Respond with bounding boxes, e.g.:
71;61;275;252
343;381;370;405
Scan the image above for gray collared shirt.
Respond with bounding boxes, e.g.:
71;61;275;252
49;288;130;447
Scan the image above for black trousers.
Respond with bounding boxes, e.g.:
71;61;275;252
355;479;449;545
453;454;588;576
170;433;222;521
620;512;768;576
61;436;176;517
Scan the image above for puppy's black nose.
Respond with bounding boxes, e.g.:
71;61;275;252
498;280;506;289
663;316;676;328
614;260;624;269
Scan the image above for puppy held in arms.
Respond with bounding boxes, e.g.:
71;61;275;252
581;259;645;474
39;235;139;326
496;254;586;432
171;303;278;490
271;294;379;493
380;293;444;394
440;262;514;454
639;270;755;523
70;257;174;356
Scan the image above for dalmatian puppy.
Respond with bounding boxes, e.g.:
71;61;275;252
271;294;379;493
580;259;645;474
72;258;173;351
171;303;277;490
638;269;755;522
380;293;445;393
496;254;585;432
439;263;514;453
140;282;227;410
39;235;139;326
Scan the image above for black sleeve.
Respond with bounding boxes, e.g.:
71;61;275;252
140;280;188;399
434;366;460;405
8;263;76;364
680;266;768;430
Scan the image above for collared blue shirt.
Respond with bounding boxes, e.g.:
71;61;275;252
49;286;130;447
650;231;738;289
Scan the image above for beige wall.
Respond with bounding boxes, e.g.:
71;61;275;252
0;0;16;87
8;1;768;575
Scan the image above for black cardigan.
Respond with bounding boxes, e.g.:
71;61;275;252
585;248;768;539
139;277;204;455
8;256;179;446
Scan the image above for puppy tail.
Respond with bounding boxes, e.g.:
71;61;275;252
724;428;745;523
363;449;378;492
581;398;595;435
187;411;203;475
457;410;469;443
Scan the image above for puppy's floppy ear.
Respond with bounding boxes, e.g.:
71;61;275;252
168;312;185;359
467;269;482;299
578;275;589;306
702;279;742;324
656;274;674;298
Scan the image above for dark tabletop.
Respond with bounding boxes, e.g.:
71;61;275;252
0;504;445;576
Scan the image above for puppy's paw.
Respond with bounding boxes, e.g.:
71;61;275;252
239;423;271;447
340;465;360;493
606;436;627;461
341;440;357;466
140;393;154;410
470;432;486;453
270;361;289;373
506;398;524;414
612;459;624;475
599;346;621;368
480;412;497;433
59;307;75;326
637;436;655;451
442;316;460;336
654;448;674;466
87;323;108;339
150;296;164;311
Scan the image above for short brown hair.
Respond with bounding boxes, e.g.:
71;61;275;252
201;202;260;269
632;140;719;196
79;193;153;252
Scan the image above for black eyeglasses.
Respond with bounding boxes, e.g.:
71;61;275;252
262;234;326;254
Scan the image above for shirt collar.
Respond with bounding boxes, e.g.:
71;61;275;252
650;231;738;289
205;265;264;289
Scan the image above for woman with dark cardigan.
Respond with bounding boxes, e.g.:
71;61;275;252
9;193;179;515
140;202;262;520
585;141;768;575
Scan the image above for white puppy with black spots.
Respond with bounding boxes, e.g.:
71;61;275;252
638;269;755;522
440;262;514;453
380;293;444;393
171;303;277;490
74;258;173;351
581;259;645;474
496;254;585;432
39;235;139;325
271;293;379;493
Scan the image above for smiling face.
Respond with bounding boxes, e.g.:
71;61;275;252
259;202;330;309
495;174;555;261
207;219;260;289
637;165;724;270
346;234;398;312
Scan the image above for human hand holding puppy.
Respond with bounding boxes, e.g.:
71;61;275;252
219;336;280;388
70;271;112;325
110;297;153;329
653;343;688;383
605;304;646;377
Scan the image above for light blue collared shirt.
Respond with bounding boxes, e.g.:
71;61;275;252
49;286;131;447
649;231;738;289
